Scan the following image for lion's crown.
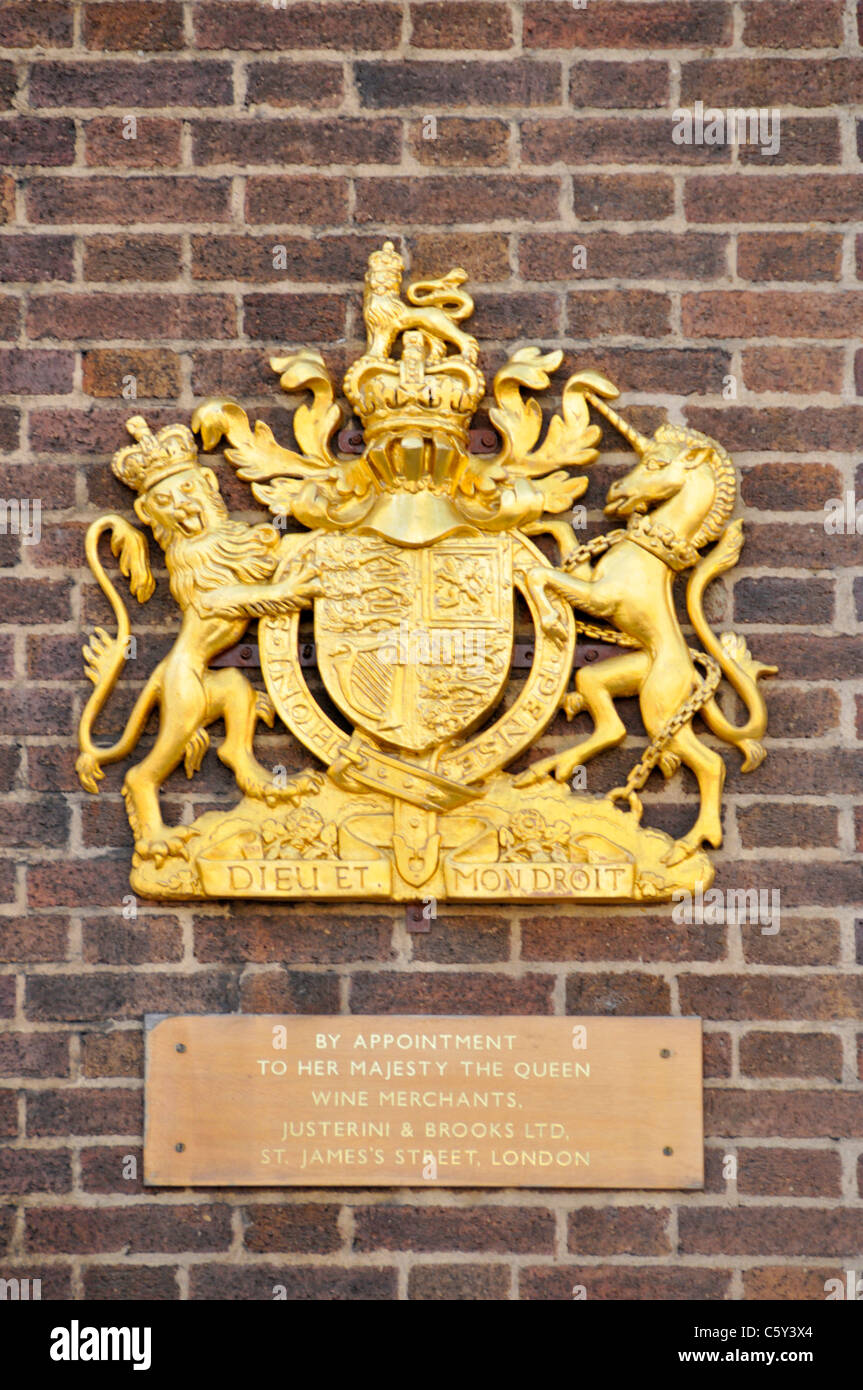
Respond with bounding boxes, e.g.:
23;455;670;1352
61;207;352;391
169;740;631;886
112;416;198;493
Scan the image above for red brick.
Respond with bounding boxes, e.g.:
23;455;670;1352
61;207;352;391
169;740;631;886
474;290;560;339
243;1204;342;1253
192;117;400;166
684;290;863;339
83;2;184;51
738;231;842;283
572;172;674;221
355;175;561;225
82;915;183;965
523;914;724;963
243;293;346;343
82;233;181;282
734;576;833;624
0;1031;69;1077
356;60;560;108
79;1144;144;1194
524;116;731;166
681;1207;863;1256
739;118;840;167
0;4;72;46
741;461;843;511
246;62;345;109
524;2;731;48
739;1031;843;1080
28;293;235;341
0;1265;71;1298
244;176;349;226
686;406;863;454
0;65;18;111
80;1030;143;1079
0;403;21;451
0;296;20;339
26;1087;142;1137
685;174;863;223
26;969;238;1021
0;1148;72;1194
194;1;402;51
411;912;510;964
413;117;510;168
26;1204;232;1254
355;1205;554;1253
569;60;670;109
521;231;727;281
0;349;73;395
26;176;232;226
520;1265;732;1299
82;348;181;398
744;1267;844;1300
350;970;554;1014
743;0;844;48
737;802;839;850
189;1265;397;1299
0;1087;17;1136
0;235;74;282
0;119;76;168
82;1266;179;1300
84;116;182;168
238;968;340;1014
569;1207;671;1255
410;2;513;49
566;290;671;338
29;60;234;108
563;967;674;1016
192;233;396;284
742;346;844;394
680;974;863;1022
193;910;393;963
681;58;863;108
739;1145;839;1200
409;1264;509;1299
707;1089;863;1139
703;1031;732;1079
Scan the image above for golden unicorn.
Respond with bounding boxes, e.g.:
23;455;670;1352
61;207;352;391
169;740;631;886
520;380;776;865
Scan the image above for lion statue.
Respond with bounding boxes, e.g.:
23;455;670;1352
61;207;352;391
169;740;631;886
360;240;478;364
76;416;321;865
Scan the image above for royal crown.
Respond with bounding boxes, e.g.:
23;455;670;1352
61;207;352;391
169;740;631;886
342;241;486;450
112;415;198;493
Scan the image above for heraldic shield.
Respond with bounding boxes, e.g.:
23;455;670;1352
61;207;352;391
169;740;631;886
76;240;776;904
307;533;513;755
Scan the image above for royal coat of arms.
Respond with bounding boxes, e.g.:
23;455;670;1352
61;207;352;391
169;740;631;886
77;241;775;903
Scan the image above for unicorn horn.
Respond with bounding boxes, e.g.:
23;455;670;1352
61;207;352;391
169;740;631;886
568;374;650;454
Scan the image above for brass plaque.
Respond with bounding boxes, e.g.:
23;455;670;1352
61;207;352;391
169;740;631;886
144;1015;703;1189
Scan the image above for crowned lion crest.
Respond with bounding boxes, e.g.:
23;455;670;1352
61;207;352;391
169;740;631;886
78;241;775;903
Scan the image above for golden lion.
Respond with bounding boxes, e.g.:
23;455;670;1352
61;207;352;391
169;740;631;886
76;417;321;865
361;240;478;364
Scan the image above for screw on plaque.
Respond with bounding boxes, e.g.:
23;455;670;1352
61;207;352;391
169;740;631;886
660;1048;671;1058
175;1043;186;1053
663;1146;673;1156
175;1143;185;1152
405;903;431;933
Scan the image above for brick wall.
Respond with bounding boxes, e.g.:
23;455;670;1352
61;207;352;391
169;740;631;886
1;0;862;1302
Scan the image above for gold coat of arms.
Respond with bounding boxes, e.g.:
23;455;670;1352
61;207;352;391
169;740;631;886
77;242;775;903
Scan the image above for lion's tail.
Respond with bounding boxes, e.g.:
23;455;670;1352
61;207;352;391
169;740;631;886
406;270;472;321
686;520;777;772
76;515;157;793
